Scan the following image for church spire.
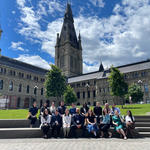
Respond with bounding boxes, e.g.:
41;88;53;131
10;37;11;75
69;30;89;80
99;62;104;72
59;2;78;48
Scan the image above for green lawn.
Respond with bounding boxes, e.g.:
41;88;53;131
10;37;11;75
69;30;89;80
0;104;149;119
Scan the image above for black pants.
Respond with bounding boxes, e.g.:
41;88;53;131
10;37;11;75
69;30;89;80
52;125;61;137
41;125;50;135
99;124;110;132
29;116;37;125
70;125;84;138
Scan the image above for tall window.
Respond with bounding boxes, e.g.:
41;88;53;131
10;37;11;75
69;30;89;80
27;85;30;93
88;91;90;98
144;84;149;93
34;87;37;95
93;90;96;98
77;92;80;99
41;88;43;95
9;81;13;91
18;84;22;92
0;80;3;90
83;91;85;99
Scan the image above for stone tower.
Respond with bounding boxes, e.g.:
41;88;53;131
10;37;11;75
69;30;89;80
55;3;83;77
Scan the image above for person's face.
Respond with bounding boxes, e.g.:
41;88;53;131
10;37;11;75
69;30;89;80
96;102;100;107
76;108;80;114
65;109;69;115
33;102;37;107
44;103;47;107
127;111;130;116
89;109;92;115
114;110;119;116
52;102;54;106
61;101;64;106
55;111;59;115
72;103;75;108
45;109;48;115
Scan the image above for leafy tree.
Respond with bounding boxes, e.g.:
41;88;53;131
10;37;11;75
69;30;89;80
64;85;77;104
44;65;67;101
108;66;128;104
126;83;143;103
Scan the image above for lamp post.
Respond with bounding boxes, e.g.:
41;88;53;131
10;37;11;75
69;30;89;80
85;83;90;104
138;80;143;89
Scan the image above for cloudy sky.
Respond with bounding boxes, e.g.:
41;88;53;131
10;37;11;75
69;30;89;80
0;0;150;73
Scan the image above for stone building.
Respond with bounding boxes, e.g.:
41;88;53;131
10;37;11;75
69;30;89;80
0;56;49;108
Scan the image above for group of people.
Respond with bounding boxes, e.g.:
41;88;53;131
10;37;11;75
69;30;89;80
28;101;137;139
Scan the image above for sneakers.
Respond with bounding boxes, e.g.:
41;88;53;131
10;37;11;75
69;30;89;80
124;136;127;140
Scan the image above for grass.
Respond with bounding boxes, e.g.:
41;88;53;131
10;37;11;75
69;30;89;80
0;104;150;119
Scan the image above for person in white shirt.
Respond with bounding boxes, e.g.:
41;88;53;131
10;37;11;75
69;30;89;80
50;101;56;115
62;109;71;137
40;109;51;138
125;110;136;138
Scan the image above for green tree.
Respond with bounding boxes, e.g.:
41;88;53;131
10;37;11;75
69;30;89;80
64;85;77;104
126;83;143;103
108;66;128;104
44;65;67;101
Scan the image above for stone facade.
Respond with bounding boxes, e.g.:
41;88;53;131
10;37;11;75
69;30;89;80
0;56;50;108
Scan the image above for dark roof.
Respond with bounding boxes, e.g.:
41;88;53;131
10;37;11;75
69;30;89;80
68;59;150;83
0;56;48;75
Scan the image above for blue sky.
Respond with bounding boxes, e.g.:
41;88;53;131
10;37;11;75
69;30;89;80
0;0;150;73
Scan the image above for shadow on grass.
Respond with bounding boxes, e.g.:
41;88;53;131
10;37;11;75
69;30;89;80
122;107;142;109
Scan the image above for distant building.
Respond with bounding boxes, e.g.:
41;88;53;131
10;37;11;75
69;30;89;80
0;3;150;108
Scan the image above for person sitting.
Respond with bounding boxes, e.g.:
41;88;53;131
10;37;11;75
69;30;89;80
80;103;89;116
40;109;51;138
94;102;102;124
58;101;66;115
103;103;111;114
50;101;56;115
112;110;127;140
111;104;121;115
39;102;48;124
28;101;38;128
86;109;98;137
63;109;71;138
99;109;112;138
125;110;136;138
69;103;76;116
51;109;62;138
71;108;84;138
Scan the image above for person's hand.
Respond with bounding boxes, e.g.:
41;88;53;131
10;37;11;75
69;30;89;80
77;125;81;128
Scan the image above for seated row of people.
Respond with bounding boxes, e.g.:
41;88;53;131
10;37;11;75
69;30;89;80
28;101;136;139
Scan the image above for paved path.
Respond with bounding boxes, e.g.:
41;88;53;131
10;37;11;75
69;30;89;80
0;138;150;150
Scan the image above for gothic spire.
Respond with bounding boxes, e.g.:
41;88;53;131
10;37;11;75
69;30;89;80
99;62;104;72
59;2;78;48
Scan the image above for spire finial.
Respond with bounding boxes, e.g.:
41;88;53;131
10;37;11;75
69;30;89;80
99;60;104;72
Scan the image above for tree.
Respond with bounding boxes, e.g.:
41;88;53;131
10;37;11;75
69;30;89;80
64;85;77;104
108;66;128;104
126;83;143;103
44;65;67;101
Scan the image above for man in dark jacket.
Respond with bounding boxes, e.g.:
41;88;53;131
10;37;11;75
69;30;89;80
71;108;84;138
51;109;62;138
57;101;66;115
94;102;102;124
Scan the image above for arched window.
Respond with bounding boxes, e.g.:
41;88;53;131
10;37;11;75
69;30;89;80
18;84;22;92
34;87;37;95
0;80;3;90
41;88;43;95
27;85;30;93
9;81;13;91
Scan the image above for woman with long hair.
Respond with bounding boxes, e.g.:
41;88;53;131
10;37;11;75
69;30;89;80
62;109;71;137
99;109;112;138
40;109;51;138
86;109;98;137
125;110;136;138
112;110;127;140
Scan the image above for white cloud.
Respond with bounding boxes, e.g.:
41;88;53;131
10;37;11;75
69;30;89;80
16;0;150;73
10;41;26;51
89;0;105;8
15;54;51;70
